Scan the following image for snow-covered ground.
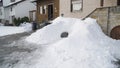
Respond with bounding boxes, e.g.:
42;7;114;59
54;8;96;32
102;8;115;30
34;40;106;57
1;17;120;68
0;22;32;37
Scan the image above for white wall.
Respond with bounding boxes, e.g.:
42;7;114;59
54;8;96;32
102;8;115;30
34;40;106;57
0;7;4;19
4;7;11;23
3;0;9;6
3;0;36;24
3;0;22;6
10;5;16;16
15;0;36;18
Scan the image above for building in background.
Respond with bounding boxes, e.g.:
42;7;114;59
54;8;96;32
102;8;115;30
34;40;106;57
33;0;120;39
1;0;36;24
32;0;59;22
0;0;5;23
33;0;118;23
60;0;118;19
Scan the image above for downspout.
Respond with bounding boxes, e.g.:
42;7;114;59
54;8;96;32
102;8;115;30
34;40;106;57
107;7;110;35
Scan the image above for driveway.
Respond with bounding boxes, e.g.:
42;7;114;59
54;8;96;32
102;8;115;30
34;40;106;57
0;32;33;66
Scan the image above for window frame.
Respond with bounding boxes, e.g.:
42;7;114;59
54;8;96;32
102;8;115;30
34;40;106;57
71;0;83;12
39;6;43;14
39;5;47;15
43;5;47;14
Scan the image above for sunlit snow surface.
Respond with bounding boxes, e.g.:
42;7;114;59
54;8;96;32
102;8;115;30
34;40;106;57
1;17;120;68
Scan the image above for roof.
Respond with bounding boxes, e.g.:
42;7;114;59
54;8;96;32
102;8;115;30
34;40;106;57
4;0;25;8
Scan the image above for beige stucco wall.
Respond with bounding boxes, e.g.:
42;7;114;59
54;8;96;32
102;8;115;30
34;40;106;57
104;0;117;7
59;0;101;19
59;0;117;19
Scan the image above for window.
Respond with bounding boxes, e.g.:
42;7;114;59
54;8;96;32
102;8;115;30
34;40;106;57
39;5;47;14
71;0;82;12
100;0;104;6
43;5;47;14
40;6;43;14
11;7;13;12
117;0;120;6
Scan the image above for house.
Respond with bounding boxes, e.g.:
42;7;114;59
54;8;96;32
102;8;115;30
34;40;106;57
0;0;5;23
34;0;119;22
32;0;59;22
60;0;118;18
2;0;36;24
34;0;120;39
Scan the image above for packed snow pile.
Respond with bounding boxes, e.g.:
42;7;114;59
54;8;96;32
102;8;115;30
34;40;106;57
2;17;120;68
0;23;4;26
0;26;25;37
26;17;76;44
20;22;32;32
0;22;32;37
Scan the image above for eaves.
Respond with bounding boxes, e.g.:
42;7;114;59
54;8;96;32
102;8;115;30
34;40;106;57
4;0;25;8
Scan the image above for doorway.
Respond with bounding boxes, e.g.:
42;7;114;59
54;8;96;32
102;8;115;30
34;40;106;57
48;4;54;20
29;10;36;21
117;0;120;5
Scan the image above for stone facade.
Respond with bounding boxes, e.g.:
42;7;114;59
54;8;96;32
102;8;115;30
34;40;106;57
104;0;117;7
88;6;120;36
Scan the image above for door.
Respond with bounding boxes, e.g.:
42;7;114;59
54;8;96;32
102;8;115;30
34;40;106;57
48;4;54;20
29;10;36;21
117;0;120;5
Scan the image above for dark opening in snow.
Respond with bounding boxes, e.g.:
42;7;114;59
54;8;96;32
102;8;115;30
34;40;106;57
61;32;69;38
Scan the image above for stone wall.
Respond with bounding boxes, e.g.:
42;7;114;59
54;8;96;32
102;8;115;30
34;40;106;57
88;6;120;36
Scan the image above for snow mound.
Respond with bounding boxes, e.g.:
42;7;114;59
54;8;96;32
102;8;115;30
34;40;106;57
0;22;32;37
26;17;80;44
3;17;120;68
0;26;25;37
0;23;4;26
20;22;32;32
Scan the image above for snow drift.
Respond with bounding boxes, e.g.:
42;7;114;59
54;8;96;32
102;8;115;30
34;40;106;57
20;22;32;32
0;22;32;37
2;17;120;68
0;26;26;37
26;17;77;44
